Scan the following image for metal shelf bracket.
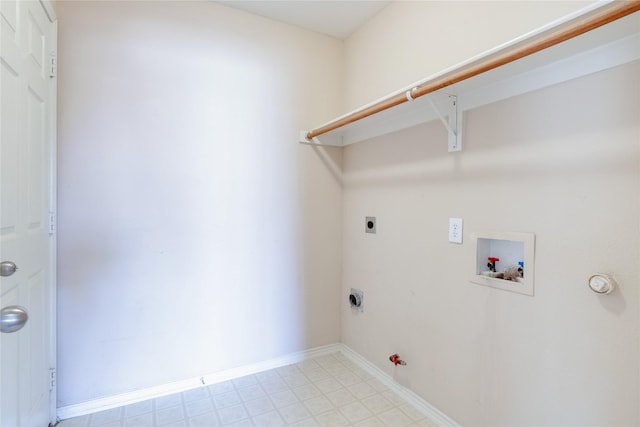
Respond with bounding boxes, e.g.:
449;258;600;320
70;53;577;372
425;92;461;152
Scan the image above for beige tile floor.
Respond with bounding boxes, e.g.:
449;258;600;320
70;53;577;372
56;352;440;427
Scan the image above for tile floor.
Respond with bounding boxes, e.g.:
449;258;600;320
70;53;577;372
56;352;440;427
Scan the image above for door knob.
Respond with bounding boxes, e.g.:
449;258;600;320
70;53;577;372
0;261;18;277
0;306;28;333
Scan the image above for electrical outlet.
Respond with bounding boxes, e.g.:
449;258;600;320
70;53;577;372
365;217;376;234
449;218;463;244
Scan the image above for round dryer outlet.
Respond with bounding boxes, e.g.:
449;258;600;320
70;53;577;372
349;289;364;312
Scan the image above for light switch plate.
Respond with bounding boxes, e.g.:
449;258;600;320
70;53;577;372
449;218;463;243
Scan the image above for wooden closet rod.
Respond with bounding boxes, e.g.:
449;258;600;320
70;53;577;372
306;1;640;141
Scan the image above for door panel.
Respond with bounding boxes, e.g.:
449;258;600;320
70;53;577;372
26;7;45;70
1;1;21;242
1;287;19;427
1;1;55;425
26;84;45;230
1;64;21;236
25;270;48;420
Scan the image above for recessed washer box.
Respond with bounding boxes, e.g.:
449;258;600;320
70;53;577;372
471;231;535;296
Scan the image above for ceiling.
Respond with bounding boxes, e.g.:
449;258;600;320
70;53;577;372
216;1;391;39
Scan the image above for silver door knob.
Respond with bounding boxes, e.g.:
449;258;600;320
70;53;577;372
0;306;28;333
0;261;18;277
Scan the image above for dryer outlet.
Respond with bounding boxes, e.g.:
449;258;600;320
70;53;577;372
349;289;364;312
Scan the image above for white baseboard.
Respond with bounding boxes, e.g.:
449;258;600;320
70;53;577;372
57;343;342;420
57;342;458;426
338;345;459;427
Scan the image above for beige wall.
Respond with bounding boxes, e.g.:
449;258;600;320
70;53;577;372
345;1;593;110
56;1;343;406
341;2;639;425
56;1;640;423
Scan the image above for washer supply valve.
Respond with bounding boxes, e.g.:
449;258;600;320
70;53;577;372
487;257;500;272
518;261;524;277
389;354;406;366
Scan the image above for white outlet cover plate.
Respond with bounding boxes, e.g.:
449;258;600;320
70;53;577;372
449;218;463;244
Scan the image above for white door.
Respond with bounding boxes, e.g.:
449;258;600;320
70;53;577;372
1;0;56;425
